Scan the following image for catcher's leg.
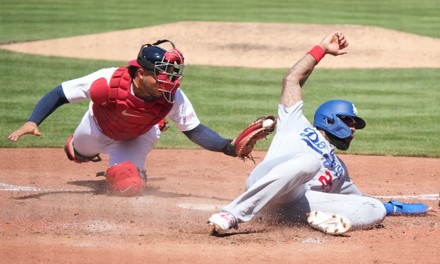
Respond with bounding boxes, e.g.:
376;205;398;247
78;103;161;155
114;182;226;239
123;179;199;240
64;135;101;163
105;161;145;197
108;125;160;170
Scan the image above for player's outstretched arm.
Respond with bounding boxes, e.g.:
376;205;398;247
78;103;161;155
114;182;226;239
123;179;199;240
8;85;69;142
8;121;41;142
280;31;348;108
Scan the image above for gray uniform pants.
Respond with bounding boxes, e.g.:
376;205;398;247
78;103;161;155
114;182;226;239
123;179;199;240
222;152;386;229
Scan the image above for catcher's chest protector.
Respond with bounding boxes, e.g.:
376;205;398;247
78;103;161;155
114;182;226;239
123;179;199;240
90;67;173;140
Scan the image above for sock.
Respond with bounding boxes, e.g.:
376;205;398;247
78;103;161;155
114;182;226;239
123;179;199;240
382;202;395;215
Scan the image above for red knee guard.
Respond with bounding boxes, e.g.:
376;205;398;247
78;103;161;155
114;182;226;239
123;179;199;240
106;161;145;196
64;135;101;163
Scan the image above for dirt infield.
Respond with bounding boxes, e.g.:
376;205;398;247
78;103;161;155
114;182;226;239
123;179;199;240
0;148;439;263
1;22;439;263
2;22;440;69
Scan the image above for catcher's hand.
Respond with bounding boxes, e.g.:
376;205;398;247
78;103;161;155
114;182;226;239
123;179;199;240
158;119;169;132
234;115;277;162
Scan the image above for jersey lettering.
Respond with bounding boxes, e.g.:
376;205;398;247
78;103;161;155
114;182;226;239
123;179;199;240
300;127;326;154
183;112;195;122
318;170;333;192
300;127;344;178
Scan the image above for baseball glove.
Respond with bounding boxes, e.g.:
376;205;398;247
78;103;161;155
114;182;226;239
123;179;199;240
234;115;277;162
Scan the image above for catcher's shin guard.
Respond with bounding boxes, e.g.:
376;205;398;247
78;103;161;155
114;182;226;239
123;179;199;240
105;161;145;196
64;135;101;163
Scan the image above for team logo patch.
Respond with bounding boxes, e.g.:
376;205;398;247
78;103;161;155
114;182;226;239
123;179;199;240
352;103;358;115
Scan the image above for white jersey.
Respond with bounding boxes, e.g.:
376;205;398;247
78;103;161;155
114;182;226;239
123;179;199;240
62;67;200;169
61;67;200;132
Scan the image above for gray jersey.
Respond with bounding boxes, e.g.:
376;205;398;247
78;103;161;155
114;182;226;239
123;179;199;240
246;101;346;190
225;101;382;228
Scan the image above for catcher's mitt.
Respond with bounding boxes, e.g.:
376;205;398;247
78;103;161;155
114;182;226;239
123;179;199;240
234;115;277;162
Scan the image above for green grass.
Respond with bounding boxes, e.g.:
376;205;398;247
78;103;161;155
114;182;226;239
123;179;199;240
303;68;440;157
1;49;439;157
1;0;439;44
1;0;439;157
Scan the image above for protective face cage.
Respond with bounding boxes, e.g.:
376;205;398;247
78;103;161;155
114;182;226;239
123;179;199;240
136;39;185;103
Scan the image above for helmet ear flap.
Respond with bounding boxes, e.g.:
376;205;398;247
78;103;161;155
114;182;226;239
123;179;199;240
324;116;334;125
315;112;352;139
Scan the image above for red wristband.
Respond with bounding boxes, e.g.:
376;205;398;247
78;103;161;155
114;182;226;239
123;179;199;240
307;45;326;64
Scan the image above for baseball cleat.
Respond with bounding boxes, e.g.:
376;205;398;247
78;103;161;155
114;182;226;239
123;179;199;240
208;211;238;235
306;210;351;235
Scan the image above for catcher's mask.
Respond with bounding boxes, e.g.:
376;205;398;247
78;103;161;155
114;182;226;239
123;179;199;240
313;100;366;150
128;39;185;103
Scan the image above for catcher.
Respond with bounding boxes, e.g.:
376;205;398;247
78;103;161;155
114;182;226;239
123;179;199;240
8;39;273;197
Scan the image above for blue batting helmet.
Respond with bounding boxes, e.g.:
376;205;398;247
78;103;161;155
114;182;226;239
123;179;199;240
313;100;366;139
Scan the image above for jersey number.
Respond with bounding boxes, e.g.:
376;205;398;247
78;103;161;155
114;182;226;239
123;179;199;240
318;171;333;192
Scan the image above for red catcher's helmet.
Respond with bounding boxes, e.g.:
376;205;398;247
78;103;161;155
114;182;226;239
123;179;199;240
129;40;185;103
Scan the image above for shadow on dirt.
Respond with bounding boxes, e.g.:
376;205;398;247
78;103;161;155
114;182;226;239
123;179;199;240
67;179;108;194
210;229;264;237
14;180;108;200
13;179;231;202
144;185;231;202
14;190;95;200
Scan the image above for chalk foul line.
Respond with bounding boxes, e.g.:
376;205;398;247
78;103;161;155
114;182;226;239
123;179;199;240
373;194;439;201
1;183;438;213
0;183;76;192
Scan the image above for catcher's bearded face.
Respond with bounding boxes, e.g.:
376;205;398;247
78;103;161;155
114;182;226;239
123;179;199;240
134;69;162;100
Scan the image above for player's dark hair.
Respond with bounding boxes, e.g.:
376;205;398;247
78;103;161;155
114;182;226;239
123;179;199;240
127;65;138;78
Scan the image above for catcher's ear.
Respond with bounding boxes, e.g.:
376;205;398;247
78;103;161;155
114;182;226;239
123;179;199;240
136;68;145;79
